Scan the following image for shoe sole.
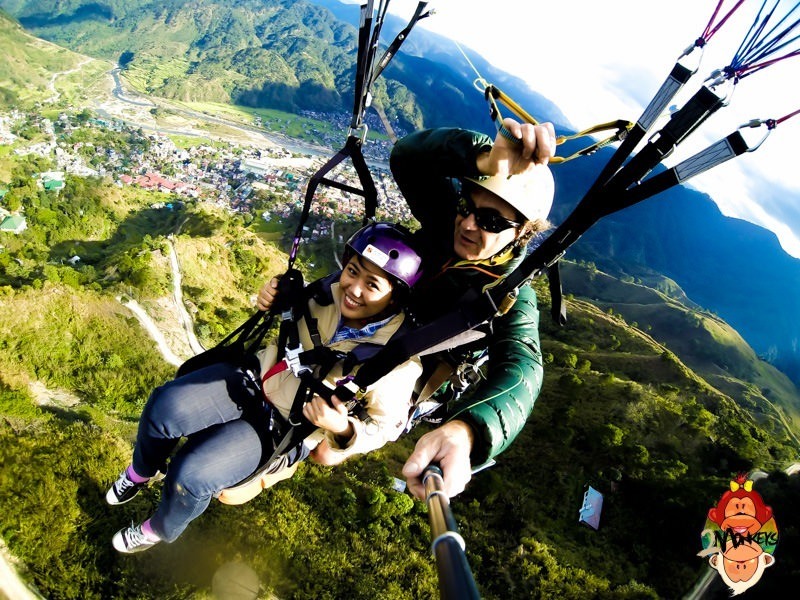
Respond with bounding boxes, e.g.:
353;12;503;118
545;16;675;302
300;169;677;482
112;529;159;553
105;487;141;505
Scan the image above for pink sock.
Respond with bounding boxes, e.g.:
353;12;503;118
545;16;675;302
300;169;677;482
126;465;150;484
141;519;161;541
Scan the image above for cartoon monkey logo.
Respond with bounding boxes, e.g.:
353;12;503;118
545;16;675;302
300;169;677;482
699;473;779;596
708;538;774;595
707;473;773;536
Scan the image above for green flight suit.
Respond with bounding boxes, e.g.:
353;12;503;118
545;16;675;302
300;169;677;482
390;127;545;466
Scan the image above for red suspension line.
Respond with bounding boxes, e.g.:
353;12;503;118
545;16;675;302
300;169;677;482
775;107;800;125
734;47;800;78
702;0;749;41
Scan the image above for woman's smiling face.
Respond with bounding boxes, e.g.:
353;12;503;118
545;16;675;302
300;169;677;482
339;255;395;326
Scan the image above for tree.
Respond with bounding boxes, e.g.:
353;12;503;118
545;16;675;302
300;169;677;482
561;352;578;368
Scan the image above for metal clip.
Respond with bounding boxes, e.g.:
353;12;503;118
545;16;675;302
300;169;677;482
453;363;480;392
676;40;704;75
348;122;368;144
737;119;772;153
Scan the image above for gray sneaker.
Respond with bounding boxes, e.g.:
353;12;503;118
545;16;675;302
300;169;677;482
112;522;160;554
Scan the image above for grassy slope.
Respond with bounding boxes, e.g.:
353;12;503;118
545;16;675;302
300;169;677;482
0;11;110;109
2;209;796;598
560;261;800;443
174;204;289;344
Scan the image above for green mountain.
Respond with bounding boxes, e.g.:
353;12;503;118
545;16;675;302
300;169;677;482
0;9;83;106
0;0;428;132
559;261;800;446
7;0;799;394
0;0;564;135
1;7;798;599
1;117;798;597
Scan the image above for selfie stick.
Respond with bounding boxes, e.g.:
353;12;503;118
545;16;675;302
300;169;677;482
423;465;481;600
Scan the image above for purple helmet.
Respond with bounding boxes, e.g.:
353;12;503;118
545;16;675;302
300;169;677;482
343;222;423;291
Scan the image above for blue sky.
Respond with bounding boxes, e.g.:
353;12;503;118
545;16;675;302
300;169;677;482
365;0;800;257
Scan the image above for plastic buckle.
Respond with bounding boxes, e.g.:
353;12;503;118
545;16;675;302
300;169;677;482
284;345;310;377
454;362;480;392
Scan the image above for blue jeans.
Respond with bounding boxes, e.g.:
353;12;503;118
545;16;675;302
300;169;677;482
131;358;273;542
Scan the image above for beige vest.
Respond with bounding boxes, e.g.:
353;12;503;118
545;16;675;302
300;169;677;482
256;282;422;459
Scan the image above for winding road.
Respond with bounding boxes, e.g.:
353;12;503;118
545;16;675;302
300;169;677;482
45;58;92;104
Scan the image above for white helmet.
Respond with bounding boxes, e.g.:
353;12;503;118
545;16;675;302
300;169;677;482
464;164;554;222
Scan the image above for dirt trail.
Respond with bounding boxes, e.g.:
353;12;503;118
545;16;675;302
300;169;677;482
167;237;205;355
120;296;184;367
46;58;92;103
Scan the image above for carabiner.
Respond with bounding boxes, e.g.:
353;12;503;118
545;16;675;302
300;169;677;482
737;119;772;153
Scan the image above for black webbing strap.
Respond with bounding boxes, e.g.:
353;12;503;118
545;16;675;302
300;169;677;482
301;135;378;233
327;288;499;403
367;2;432;90
263;346;372;468
220;310;269;353
264;313;416;464
302;293;323;350
290;1;431;250
587;62;697;193
274;269;307;362
352;0;377;130
285;351;339;426
260;367;343;469
254;0;433;462
500;82;730;316
286;0;387;254
274;271;329;428
174;309;274;379
621;128;751;206
547;263;567;325
605;85;727;195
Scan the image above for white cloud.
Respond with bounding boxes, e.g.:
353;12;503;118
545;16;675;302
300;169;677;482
377;0;800;256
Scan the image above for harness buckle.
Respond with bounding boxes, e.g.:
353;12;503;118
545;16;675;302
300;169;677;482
453;362;482;392
284;345;311;377
452;350;490;394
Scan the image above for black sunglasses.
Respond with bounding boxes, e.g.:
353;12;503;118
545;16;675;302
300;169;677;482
456;193;521;233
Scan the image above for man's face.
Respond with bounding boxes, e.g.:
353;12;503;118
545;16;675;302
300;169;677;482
452;186;520;261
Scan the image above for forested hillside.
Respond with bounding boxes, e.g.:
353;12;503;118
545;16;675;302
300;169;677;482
1;7;798;599
0;7;109;108
1;0;515;135
560;261;800;444
7;0;799;390
1;113;798;598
